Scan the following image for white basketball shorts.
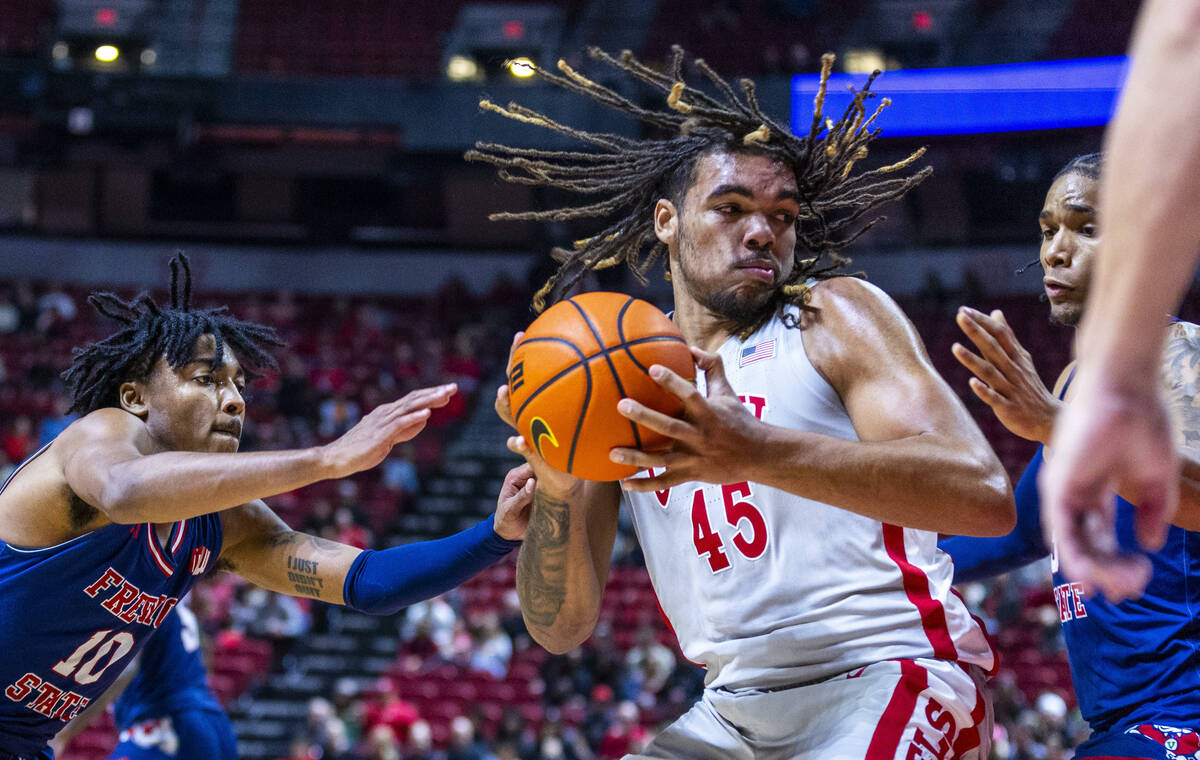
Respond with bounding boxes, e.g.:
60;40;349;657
625;658;992;760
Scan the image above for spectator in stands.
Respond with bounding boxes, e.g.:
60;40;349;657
402;720;439;760
0;287;19;333
467;609;512;679
35;281;75;335
2;415;33;463
282;736;319;760
382;443;421;495
363;723;403;760
446;715;495;760
36;396;76;447
319;390;363;437
362;677;420;744
305;696;352;760
231;586;311;672
624;625;675;702
276;354;316;423
595;700;647;759
334;505;373;549
497;588;528;650
493;708;537;759
11;280;38;333
333;676;366;748
401;595;458;661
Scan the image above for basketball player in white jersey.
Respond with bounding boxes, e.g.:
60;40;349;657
471;48;1015;759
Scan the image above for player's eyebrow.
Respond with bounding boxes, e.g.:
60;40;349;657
708;183;801;203
1040;203;1094;220
187;358;245;379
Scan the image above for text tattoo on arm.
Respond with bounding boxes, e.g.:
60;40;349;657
1163;323;1200;448
516;491;570;629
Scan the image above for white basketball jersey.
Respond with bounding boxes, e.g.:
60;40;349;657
623;304;995;691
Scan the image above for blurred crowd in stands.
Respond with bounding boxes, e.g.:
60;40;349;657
0;276;1139;759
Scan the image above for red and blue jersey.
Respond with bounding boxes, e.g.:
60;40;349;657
112;605;223;732
0;449;223;758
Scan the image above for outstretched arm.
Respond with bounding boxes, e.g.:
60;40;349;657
57;384;456;524
956;307;1200;532
1041;0;1200;599
218;465;533;613
617;278;1015;536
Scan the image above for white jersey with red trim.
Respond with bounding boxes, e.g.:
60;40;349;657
623;303;994;691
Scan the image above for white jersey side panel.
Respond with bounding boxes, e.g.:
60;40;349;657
624;304;994;691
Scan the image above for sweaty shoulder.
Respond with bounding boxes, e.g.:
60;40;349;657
798;276;929;392
51;408;148;461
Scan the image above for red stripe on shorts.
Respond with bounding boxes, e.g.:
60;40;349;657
883;523;958;660
866;660;929;760
952;668;987;756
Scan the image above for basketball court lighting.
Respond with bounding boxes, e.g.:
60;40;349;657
446;54;480;81
94;44;120;62
844;48;887;74
140;48;157;66
51;42;69;60
508;57;536;78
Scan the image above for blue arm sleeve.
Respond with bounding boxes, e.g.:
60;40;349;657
938;447;1051;583
342;515;522;615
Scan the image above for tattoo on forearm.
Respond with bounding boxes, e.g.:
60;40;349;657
1164;324;1200;447
286;554;324;597
517;491;570;629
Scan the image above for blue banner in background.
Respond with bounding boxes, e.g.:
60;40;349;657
791;57;1129;137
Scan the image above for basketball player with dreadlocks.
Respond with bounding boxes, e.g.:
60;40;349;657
940;152;1200;760
471;48;1014;759
0;255;535;760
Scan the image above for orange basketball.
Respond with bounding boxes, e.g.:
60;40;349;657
507;292;695;481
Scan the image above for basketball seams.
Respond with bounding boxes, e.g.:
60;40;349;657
568;297;645;452
513;335;688;426
511;293;691;480
511;336;588;426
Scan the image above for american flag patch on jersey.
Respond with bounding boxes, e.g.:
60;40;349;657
739;339;776;367
189;547;211;575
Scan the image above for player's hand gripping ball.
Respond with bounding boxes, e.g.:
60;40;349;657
508;292;695;481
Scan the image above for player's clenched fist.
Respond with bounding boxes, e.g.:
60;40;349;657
320;383;457;478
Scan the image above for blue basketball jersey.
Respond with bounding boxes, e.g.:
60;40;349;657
0;447;223;758
112;606;223;731
1019;446;1200;731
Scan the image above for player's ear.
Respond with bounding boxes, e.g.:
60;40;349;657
654;199;678;246
118;380;150;418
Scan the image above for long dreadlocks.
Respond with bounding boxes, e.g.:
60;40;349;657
466;46;930;328
63;253;284;414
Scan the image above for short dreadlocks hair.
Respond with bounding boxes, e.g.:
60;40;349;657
1053;152;1103;183
63;253;284;415
466;46;930;329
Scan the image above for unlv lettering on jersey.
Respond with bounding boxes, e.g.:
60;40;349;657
649;395;769;506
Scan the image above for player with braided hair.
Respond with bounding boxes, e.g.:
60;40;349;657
482;48;1014;759
0;254;536;760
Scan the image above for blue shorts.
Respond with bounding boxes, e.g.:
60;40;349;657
107;709;236;760
1074;722;1200;760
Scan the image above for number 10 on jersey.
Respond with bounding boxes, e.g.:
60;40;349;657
691;482;768;573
